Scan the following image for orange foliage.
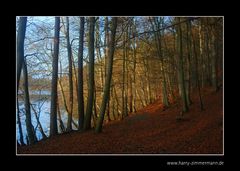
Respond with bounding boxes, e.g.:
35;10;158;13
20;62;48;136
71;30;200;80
18;87;223;154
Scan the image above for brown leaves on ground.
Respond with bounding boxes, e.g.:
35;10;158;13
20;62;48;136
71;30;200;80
17;87;223;154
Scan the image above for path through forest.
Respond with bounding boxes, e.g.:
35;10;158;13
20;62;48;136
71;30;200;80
17;87;223;154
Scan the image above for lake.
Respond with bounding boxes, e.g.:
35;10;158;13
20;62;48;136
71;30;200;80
16;98;78;144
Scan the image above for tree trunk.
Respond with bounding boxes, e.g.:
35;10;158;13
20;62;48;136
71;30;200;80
112;79;121;117
17;96;25;145
210;20;218;92
17;17;27;92
186;19;192;106
104;17;109;83
190;20;204;111
84;17;95;130
122;29;126;119
176;17;189;113
95;17;117;133
111;81;116;120
57;99;65;133
16;17;28;145
65;17;73;131
50;17;60;136
106;100;111;122
22;60;35;144
132;26;137;112
78;17;85;131
129;73;133;113
30;104;47;139
150;17;169;107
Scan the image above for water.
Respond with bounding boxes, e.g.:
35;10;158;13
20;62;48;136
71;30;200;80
16;99;78;144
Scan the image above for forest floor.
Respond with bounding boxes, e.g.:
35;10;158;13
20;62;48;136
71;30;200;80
17;87;223;154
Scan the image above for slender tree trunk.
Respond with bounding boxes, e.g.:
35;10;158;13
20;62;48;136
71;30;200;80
143;55;152;105
65;17;73;131
72;54;78;104
122;30;126;119
17;17;27;92
160;18;169;107
106;99;111;122
58;63;70;115
176;17;188;113
93;81;98;119
210;21;218;92
16;17;27;145
106;21;111;122
58;61;68;132
190;20;204;111
198;21;205;87
112;80;121;117
30;104;47;139
95;17;117;133
150;17;169;107
84;17;95;130
111;82;116;120
96;19;104;94
205;29;212;86
104;17;109;83
22;60;35;144
162;29;176;102
136;86;145;108
129;73;133;113
186;19;192;106
78;17;85;131
132;30;137;112
50;17;60;136
57;99;65;133
125;28;129;114
17;97;25;145
92;82;98;128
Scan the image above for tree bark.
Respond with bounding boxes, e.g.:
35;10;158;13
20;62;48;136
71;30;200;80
176;17;189;113
66;17;73;131
17;95;25;145
22;60;35;144
30;104;47;139
50;17;60;136
95;17;118;133
17;17;27;92
190;20;204;111
78;17;85;131
57;99;65;133
84;17;95;130
210;19;218;92
150;17;169;107
186;19;192;106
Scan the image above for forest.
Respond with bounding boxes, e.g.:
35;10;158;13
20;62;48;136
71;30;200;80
16;16;223;154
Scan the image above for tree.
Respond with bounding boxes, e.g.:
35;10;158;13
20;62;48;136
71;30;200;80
22;60;36;144
84;17;95;130
17;17;27;90
150;17;169;107
122;22;129;119
209;18;218;92
185;18;193;106
30;103;47;139
17;17;27;92
78;17;85;131
95;17;118;133
17;96;25;145
50;17;60;136
190;19;204;111
65;17;73;131
131;20;137;113
17;16;27;145
176;17;189;113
